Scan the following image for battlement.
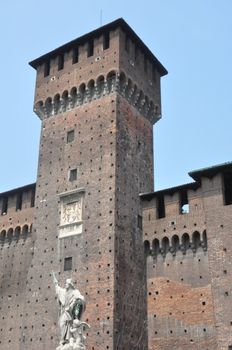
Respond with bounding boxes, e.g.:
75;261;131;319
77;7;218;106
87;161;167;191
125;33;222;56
29;18;167;77
30;18;167;122
0;183;35;244
142;163;232;349
141;161;232;220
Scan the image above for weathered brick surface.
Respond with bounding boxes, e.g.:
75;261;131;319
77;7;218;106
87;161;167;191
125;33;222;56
34;28;120;104
201;175;232;349
24;96;118;349
0;186;35;348
142;170;232;350
2;19;231;350
113;96;153;349
0;20;164;349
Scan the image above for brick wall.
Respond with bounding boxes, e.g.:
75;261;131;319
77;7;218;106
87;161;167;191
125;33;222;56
0;185;35;349
142;183;218;350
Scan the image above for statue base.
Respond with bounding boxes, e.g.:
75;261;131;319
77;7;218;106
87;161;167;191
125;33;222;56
56;342;85;350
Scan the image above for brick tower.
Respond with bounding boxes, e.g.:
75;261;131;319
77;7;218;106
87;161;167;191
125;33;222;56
10;19;167;349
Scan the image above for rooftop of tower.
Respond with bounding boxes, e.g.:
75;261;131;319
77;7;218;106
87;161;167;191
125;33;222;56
29;18;168;76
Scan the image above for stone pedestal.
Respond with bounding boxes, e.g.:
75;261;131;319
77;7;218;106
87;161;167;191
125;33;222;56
56;342;85;350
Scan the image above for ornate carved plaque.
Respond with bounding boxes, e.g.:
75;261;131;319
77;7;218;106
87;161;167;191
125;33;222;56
59;189;84;238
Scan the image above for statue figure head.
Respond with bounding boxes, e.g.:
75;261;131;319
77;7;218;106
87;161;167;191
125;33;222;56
65;278;75;290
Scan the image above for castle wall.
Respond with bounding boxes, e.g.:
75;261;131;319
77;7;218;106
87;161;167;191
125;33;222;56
0;185;35;349
142;183;218;350
4;19;231;350
201;174;232;349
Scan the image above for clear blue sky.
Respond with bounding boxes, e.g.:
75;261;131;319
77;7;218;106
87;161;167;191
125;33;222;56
0;0;231;193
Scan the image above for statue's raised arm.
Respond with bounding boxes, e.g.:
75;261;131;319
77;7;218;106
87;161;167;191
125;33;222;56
51;271;58;286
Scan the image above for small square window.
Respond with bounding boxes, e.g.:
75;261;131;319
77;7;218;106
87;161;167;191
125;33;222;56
64;257;72;271
67;130;75;143
69;169;77;182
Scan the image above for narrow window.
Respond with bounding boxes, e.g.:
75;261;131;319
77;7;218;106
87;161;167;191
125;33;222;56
58;54;64;71
1;196;8;215
223;172;232;205
16;192;23;211
103;32;110;50
31;188;35;207
180;190;189;214
228;346;232;350
64;257;72;271
44;60;50;77
67;130;75;143
87;40;94;57
125;35;129;52
69;169;77;181
138;215;143;229
72;47;79;64
157;195;165;219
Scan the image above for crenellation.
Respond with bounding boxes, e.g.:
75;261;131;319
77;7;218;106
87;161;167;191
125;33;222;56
142;163;232;349
118;28;163;105
34;28;121;101
0;185;35;248
0;185;35;215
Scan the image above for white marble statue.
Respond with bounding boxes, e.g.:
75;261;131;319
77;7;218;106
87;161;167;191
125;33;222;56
52;272;90;350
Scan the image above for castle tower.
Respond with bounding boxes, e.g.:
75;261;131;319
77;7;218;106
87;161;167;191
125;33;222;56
2;19;167;349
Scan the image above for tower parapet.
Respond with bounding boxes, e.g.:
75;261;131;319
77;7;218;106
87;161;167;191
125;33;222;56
30;18;167;124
